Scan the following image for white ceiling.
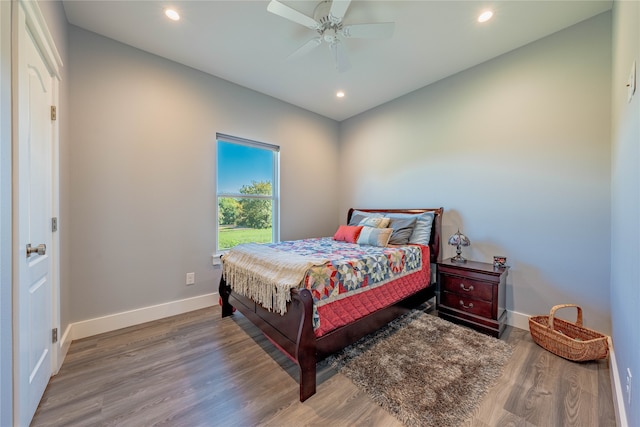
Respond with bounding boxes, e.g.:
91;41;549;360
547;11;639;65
62;0;612;121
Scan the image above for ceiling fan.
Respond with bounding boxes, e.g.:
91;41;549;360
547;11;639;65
267;0;395;72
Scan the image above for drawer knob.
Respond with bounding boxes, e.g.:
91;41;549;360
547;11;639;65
459;300;474;309
459;283;474;292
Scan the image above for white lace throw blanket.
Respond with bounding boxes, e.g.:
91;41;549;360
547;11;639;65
222;243;328;315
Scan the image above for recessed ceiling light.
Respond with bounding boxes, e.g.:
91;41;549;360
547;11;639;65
164;8;180;21
478;10;493;23
336;91;345;98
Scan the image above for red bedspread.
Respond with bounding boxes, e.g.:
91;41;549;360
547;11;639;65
313;256;430;336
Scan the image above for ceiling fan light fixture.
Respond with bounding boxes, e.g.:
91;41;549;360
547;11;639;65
267;0;393;73
478;10;494;23
323;28;338;43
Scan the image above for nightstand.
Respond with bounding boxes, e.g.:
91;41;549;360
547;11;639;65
437;258;508;338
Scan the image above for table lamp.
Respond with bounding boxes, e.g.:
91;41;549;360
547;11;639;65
448;230;471;263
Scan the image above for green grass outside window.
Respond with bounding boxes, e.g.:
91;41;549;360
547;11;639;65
219;226;272;250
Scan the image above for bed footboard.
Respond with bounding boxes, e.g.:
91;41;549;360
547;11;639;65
219;276;435;402
218;277;318;401
219;276;235;317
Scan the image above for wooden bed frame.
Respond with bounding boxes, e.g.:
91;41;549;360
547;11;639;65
219;207;443;402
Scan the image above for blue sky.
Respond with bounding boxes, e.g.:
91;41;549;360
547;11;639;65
217;141;273;194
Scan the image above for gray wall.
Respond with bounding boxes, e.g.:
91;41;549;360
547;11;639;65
611;1;640;424
340;13;612;334
67;26;339;323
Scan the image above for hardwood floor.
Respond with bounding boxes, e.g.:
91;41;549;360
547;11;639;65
32;305;616;426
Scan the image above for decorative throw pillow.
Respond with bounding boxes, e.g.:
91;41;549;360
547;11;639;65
348;213;367;226
388;216;418;245
333;225;363;243
385;212;435;246
359;216;391;228
357;226;393;247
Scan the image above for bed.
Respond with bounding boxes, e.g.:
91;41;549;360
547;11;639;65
218;207;443;401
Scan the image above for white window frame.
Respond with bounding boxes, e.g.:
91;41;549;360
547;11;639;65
215;133;280;253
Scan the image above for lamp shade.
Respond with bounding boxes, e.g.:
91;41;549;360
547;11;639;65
448;230;470;263
448;230;470;247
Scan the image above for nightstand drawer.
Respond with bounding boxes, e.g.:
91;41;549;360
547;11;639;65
441;275;494;301
441;291;493;318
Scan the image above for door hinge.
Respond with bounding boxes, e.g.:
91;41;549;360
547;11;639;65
52;328;58;344
51;105;57;121
51;217;58;232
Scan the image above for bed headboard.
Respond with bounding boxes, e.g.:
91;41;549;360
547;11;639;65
347;207;444;264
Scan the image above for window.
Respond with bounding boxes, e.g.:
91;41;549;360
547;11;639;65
216;133;279;252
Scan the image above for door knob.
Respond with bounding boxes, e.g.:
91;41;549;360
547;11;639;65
26;243;46;258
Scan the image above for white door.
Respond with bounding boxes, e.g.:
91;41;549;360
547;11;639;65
15;11;54;426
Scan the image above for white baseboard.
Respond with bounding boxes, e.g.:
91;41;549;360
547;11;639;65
506;309;530;331
68;293;218;342
608;337;629;427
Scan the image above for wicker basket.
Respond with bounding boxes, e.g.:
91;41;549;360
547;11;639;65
529;304;608;362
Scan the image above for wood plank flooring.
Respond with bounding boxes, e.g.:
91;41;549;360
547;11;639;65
32;305;616;426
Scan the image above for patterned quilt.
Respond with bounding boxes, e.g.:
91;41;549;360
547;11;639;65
266;237;426;331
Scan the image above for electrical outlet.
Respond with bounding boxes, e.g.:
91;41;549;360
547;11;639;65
626;368;632;406
212;254;222;267
186;272;195;285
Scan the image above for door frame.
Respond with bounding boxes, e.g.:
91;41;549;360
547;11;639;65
11;0;62;424
1;1;13;426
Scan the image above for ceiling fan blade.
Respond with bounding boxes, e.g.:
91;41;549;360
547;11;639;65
267;0;319;29
342;22;395;39
287;37;323;60
330;41;350;72
329;0;351;23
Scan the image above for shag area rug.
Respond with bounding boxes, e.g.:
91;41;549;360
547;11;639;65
324;308;513;427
